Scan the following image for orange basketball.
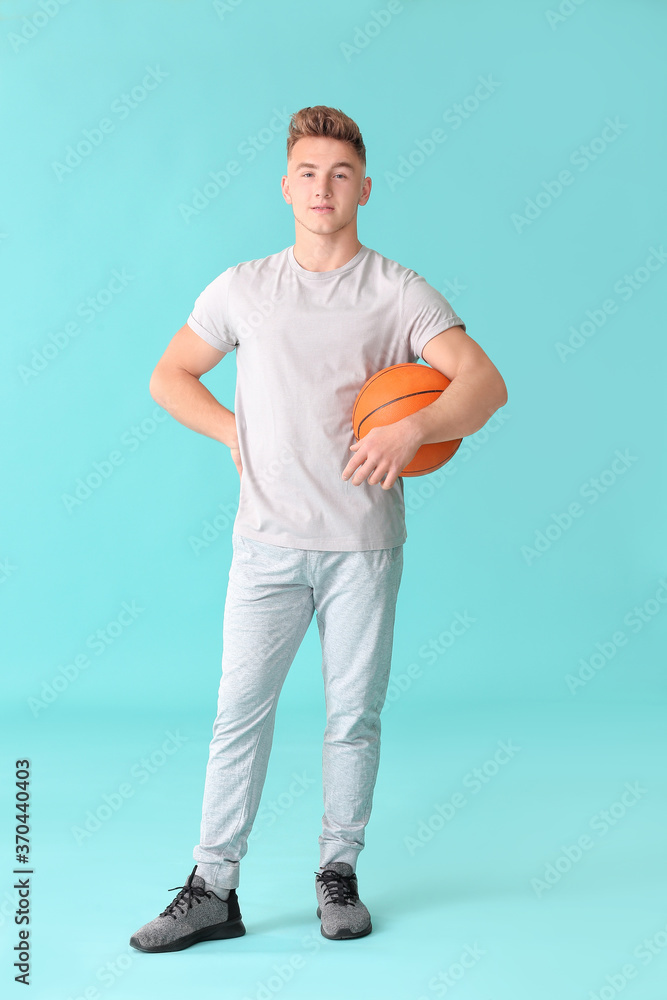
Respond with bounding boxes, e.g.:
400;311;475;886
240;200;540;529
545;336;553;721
352;363;461;477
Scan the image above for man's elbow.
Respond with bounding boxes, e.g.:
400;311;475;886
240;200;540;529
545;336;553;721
484;358;508;408
149;368;164;405
149;365;174;407
481;370;508;424
463;348;507;410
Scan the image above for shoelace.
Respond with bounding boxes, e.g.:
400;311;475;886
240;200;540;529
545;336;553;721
159;878;212;920
314;869;359;907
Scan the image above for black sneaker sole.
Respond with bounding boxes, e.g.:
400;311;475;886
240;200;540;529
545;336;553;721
316;906;372;940
130;917;246;953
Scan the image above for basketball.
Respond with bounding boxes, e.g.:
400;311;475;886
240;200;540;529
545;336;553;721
352;363;462;477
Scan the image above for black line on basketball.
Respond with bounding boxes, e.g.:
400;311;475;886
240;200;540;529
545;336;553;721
357;390;443;436
352;365;426;424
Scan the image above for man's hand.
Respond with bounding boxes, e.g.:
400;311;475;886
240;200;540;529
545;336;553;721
341;419;423;490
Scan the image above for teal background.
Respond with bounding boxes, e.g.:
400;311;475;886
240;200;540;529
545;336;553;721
1;0;666;997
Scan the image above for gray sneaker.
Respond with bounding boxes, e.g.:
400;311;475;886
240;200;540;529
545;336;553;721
130;866;245;953
315;862;372;940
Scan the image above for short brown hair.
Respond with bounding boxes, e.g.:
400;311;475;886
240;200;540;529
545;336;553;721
286;106;366;170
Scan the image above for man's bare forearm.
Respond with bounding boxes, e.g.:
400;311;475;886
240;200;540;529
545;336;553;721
150;368;238;447
401;365;507;445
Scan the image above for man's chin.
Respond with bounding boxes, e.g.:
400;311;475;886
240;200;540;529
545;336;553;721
296;213;348;235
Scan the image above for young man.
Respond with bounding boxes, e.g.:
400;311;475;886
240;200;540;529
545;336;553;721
130;106;507;953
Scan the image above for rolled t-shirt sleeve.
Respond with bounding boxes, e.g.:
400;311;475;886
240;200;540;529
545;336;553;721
401;269;466;361
186;267;238;354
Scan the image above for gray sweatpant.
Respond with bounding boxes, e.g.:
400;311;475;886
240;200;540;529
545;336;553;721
192;531;404;889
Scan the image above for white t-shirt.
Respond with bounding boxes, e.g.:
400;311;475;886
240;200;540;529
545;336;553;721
186;243;465;551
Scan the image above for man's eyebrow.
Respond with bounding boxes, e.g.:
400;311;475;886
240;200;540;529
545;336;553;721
293;161;356;171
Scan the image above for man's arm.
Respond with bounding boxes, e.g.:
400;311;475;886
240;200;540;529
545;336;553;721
149;324;241;474
342;326;508;489
404;326;508;444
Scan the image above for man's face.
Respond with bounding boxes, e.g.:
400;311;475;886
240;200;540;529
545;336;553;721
282;137;371;236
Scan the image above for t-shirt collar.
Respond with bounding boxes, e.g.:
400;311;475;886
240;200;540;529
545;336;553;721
287;243;369;279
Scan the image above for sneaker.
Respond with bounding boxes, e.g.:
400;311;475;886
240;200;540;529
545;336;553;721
315;862;372;940
129;865;245;953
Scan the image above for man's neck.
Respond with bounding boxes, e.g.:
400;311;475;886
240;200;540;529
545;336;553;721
292;237;363;273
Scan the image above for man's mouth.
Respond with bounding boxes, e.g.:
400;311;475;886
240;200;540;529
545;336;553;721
312;206;334;213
